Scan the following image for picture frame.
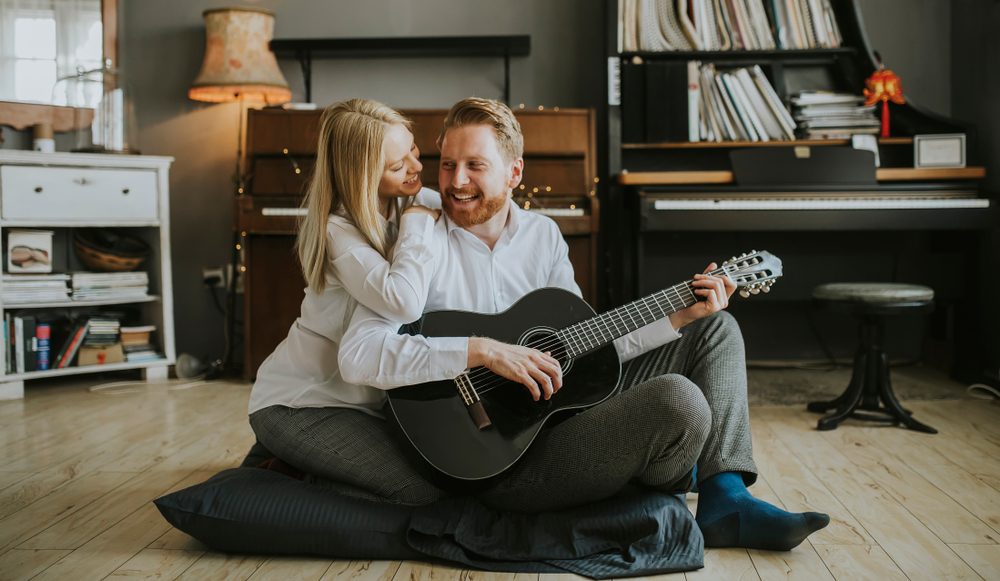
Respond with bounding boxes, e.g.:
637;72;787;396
7;229;54;274
914;134;966;168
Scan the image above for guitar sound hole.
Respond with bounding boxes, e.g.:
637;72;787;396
518;327;573;376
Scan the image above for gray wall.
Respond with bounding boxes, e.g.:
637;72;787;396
858;0;951;115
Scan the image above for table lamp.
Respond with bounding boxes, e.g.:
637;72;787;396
188;7;291;105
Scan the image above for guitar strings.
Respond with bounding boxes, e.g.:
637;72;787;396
461;274;711;388
463;280;706;396
467;284;698;396
462;268;723;384
459;265;735;394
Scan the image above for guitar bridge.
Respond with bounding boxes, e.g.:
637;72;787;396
456;373;492;430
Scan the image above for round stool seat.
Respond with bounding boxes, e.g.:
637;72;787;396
813;283;934;305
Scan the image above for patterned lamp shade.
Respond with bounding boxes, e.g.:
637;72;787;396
188;7;291;105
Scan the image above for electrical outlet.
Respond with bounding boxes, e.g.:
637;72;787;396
202;266;226;288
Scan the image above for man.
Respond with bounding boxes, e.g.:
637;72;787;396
339;97;829;551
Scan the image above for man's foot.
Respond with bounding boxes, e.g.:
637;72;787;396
695;471;830;551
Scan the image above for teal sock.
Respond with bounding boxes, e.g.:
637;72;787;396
695;472;830;551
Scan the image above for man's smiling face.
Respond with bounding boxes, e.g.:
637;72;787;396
438;124;522;228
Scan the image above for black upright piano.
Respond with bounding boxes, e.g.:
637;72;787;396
605;0;995;380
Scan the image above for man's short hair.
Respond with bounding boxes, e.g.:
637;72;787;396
439;97;524;162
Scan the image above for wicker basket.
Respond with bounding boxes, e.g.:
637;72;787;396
73;229;150;272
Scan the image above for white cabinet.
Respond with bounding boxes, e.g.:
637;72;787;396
0;151;176;399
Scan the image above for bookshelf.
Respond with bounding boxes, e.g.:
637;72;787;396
0;151;176;399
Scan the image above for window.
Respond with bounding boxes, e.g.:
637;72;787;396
0;0;102;105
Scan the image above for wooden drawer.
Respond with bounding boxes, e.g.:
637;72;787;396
0;165;158;221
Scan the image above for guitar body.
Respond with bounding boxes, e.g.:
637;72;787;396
387;287;622;481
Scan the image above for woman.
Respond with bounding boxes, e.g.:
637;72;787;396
248;98;446;504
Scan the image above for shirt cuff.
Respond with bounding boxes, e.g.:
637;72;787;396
614;317;683;363
429;336;470;378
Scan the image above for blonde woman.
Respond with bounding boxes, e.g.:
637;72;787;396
248;98;446;504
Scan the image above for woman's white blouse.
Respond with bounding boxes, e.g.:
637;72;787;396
247;194;437;417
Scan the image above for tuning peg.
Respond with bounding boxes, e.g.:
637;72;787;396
739;289;750;299
750;286;760;295
751;249;757;254
762;284;771;293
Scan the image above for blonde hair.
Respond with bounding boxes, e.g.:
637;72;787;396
297;98;411;292
438;97;524;162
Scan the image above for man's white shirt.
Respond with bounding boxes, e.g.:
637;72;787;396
338;200;682;390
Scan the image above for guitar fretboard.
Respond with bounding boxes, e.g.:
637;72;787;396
555;266;733;359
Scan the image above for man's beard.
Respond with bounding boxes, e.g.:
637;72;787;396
443;188;508;228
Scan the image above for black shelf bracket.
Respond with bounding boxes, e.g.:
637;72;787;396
271;35;531;104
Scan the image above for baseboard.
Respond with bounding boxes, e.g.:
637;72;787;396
0;380;25;400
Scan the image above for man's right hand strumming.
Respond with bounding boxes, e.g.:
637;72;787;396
468;338;563;402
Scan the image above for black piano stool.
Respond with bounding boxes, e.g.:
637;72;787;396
807;283;938;434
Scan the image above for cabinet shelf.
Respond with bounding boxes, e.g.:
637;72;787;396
0;220;160;228
619;47;856;62
618;166;987;185
2;295;160;310
622;137;913;150
5;358;172;382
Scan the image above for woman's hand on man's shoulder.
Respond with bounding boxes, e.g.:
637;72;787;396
403;205;441;220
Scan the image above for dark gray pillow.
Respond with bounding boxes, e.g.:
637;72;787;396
154;466;704;578
154;467;423;560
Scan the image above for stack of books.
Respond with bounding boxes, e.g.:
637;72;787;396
77;317;124;366
71;272;149;301
792;91;879;139
83;317;121;347
693;64;796;142
620;0;842;52
2;274;70;304
3;313;51;373
120;325;160;362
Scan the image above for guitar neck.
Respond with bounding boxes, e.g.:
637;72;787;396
557;266;733;359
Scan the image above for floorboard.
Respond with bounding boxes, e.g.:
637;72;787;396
0;377;997;580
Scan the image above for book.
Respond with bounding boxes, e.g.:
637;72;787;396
645;61;692;142
121;325;155;345
688;60;702;142
56;320;90;369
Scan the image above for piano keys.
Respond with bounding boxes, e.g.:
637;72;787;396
638;189;995;232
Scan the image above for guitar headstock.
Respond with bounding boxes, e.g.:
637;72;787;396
722;250;783;298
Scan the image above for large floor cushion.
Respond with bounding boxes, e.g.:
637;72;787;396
155;467;704;579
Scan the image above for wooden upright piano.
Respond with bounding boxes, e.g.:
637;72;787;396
238;107;599;379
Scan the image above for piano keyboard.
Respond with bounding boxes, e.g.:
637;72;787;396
653;198;990;211
529;207;586;217
261;207;308;216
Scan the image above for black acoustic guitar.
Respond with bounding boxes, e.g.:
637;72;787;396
388;250;783;481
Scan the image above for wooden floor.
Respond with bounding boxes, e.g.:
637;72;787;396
1;378;999;581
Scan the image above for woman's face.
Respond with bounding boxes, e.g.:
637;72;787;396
378;123;423;198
